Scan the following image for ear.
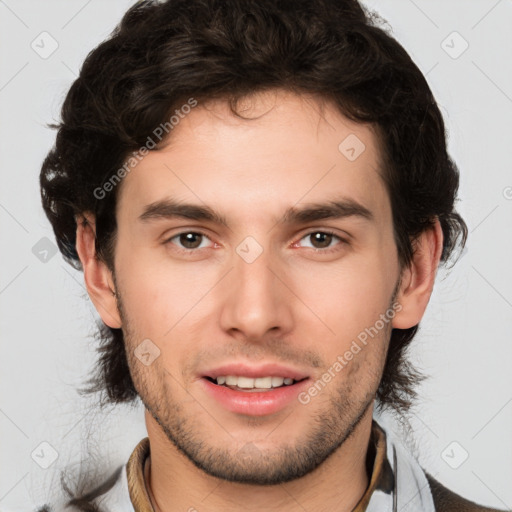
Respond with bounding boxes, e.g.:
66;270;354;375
391;218;444;329
75;212;122;329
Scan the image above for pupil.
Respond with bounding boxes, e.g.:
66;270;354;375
312;232;331;248
180;233;202;249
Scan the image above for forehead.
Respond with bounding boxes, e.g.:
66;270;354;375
116;89;389;225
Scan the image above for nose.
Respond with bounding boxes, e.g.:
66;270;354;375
218;245;294;343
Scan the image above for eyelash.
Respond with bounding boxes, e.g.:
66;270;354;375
163;230;348;255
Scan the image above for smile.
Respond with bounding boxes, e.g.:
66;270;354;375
200;376;311;416
206;375;304;391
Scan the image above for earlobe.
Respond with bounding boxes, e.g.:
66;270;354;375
75;212;122;329
391;218;444;330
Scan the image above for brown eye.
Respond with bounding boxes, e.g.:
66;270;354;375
309;232;334;249
166;231;211;251
298;231;344;251
178;232;203;249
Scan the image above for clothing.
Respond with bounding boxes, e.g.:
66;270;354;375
38;419;505;512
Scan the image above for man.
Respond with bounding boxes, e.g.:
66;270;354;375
36;0;505;511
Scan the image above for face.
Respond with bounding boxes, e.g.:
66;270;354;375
111;89;402;484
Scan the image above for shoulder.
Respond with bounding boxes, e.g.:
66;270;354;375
33;465;125;512
425;472;509;512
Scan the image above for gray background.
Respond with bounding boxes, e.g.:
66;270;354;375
1;0;511;510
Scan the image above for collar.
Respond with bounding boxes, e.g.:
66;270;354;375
125;420;391;512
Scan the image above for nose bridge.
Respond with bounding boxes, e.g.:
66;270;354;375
219;238;293;339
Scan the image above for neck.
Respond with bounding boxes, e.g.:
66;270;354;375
144;407;374;512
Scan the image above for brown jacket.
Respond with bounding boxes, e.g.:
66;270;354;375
425;473;506;512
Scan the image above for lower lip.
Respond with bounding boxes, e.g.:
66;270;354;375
200;378;311;416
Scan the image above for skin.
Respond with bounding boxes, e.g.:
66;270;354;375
76;89;443;512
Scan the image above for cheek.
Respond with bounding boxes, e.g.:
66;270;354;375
292;254;397;343
115;239;210;327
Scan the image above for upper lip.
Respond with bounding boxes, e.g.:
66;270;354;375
202;362;310;381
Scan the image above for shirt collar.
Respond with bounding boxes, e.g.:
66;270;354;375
125;420;389;512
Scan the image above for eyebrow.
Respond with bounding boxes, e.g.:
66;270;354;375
138;197;374;226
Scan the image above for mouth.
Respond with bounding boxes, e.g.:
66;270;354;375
198;363;312;415
203;375;309;392
200;375;311;416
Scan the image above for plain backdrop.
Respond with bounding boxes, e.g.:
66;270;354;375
1;0;511;510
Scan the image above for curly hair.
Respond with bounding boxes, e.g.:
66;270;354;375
40;0;467;417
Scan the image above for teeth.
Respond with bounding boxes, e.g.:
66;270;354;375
214;375;297;389
272;376;284;387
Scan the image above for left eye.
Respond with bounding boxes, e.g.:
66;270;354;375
296;231;345;251
167;232;212;250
